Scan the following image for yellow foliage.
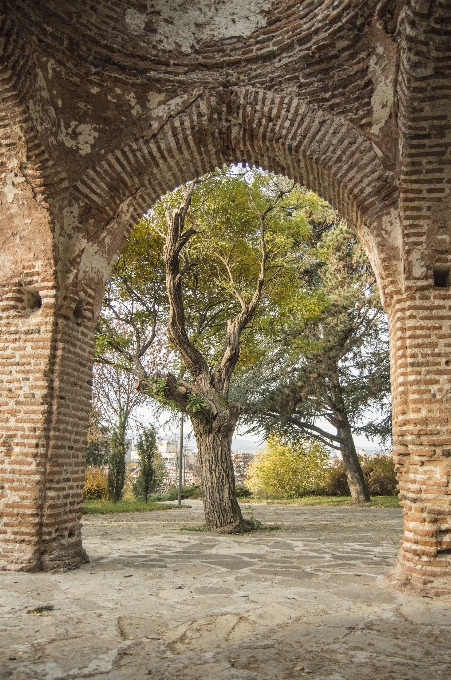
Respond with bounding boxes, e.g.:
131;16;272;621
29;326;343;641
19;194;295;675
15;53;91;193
122;467;136;501
245;437;330;499
83;467;108;500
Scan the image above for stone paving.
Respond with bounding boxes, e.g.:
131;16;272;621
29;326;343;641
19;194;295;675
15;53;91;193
1;502;451;680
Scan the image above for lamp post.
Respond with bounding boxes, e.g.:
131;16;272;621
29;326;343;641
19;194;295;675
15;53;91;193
178;416;184;507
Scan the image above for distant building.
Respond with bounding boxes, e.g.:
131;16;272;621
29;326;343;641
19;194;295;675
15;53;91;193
156;438;198;488
231;450;254;485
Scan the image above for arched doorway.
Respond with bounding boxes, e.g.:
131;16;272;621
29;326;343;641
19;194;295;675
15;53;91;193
1;83;451;596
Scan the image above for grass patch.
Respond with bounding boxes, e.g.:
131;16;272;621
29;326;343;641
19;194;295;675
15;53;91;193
239;495;400;508
180;525;210;532
83;499;182;514
368;495;401;508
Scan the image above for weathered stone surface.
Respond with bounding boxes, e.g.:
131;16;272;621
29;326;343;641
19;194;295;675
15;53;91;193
2;503;451;679
1;1;451;591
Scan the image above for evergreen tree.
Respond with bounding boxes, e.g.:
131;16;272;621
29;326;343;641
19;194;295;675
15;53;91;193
136;425;158;503
108;425;126;502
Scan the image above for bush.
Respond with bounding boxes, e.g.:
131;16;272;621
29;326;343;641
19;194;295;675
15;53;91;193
245;437;330;499
182;484;202;499
84;467;108;500
149;484;202;502
362;453;397;496
235;484;252;498
322;453;397;497
322;460;349;496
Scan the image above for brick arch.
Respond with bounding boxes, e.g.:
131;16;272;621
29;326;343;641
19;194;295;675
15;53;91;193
71;87;399;307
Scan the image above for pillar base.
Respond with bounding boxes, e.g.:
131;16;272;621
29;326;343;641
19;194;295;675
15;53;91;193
385;558;451;597
0;542;89;572
40;543;90;572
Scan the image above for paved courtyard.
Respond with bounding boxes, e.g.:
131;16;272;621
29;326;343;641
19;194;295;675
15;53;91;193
1;502;451;680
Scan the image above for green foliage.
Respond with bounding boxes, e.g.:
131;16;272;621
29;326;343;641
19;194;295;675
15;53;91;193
108;427;126;503
150;484;202;501
85;408;110;468
134;425;158;502
239;495;400;508
86;440;110;468
238;221;391;454
246;445;397;500
322;454;397;497
186;393;208;413
235;484;252;498
180;525;210;532
131;425;166;502
146;377;167;400
246;437;330;499
97;166;326;408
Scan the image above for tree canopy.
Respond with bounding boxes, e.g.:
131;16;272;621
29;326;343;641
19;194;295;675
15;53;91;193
93;165;391;511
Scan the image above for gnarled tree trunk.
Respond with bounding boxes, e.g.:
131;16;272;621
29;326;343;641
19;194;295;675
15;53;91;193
191;408;245;530
135;178;279;530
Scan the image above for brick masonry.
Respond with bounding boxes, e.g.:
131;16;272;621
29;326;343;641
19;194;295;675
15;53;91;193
0;1;450;593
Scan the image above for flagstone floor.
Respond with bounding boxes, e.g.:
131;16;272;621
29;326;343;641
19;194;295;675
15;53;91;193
1;502;451;680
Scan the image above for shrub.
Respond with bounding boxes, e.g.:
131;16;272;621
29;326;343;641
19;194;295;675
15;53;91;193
322;452;397;497
182;484;202;499
322;460;349;496
362;453;397;496
84;467;108;500
235;484;252;498
149;484;202;502
245;437;330;499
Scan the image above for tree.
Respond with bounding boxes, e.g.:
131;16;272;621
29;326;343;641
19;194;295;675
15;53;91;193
91;361;147;502
85;408;110;468
246;436;330;498
135;424;158;502
239;223;390;503
108;427;126;502
129;168;312;530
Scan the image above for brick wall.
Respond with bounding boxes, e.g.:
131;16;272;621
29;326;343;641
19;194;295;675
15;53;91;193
1;1;451;593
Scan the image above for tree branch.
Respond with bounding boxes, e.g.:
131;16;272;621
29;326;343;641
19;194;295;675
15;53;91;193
163;181;210;379
136;371;217;421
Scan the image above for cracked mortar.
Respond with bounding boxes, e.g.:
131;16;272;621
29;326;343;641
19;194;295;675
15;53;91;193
1;502;451;680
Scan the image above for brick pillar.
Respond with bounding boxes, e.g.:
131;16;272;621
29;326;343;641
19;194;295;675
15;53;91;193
0;117;95;568
387;284;451;595
0;271;93;570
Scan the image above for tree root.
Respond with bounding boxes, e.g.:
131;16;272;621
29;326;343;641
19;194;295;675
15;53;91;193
214;518;258;534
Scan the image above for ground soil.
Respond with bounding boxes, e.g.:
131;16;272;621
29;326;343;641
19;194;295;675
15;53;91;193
1;502;451;680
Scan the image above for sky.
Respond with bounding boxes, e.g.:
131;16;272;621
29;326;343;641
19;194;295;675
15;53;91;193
136;407;383;455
